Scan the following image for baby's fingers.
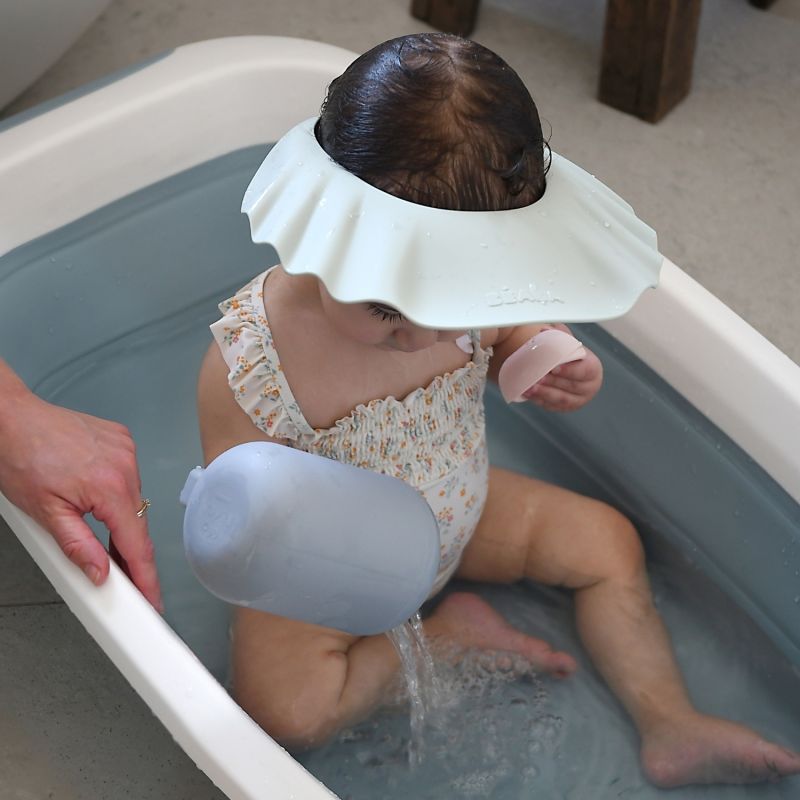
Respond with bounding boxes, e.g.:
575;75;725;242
550;352;602;396
552;349;602;381
524;383;584;412
550;360;591;382
537;372;591;396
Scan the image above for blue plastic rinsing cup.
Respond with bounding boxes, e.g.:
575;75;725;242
180;442;440;635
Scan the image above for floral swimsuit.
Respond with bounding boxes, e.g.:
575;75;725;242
210;268;491;596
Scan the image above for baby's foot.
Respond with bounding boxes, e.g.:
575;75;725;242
641;711;800;787
427;591;577;678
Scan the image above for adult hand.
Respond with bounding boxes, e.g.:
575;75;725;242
523;324;604;412
0;366;163;611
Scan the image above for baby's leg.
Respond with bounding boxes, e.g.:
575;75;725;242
231;609;397;751
456;467;800;788
231;597;574;751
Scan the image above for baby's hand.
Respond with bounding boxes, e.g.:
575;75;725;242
522;325;603;412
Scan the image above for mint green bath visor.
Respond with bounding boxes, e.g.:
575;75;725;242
242;118;662;330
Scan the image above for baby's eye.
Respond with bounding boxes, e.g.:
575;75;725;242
367;303;404;323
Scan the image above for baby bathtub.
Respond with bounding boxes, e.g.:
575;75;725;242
0;36;798;800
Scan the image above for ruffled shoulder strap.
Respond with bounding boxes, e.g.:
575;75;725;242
469;328;485;357
457;329;492;361
209;269;315;440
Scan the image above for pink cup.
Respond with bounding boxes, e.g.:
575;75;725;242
498;328;586;403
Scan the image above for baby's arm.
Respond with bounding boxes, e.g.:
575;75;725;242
487;323;603;412
197;344;283;464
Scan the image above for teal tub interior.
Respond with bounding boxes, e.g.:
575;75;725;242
1;146;799;800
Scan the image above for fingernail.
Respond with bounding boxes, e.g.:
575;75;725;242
85;565;102;585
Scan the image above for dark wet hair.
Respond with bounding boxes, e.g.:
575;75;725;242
316;33;550;212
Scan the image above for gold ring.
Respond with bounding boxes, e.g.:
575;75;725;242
136;498;151;518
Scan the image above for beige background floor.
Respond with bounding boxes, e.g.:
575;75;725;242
1;0;798;797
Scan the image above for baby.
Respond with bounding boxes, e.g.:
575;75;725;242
197;33;800;788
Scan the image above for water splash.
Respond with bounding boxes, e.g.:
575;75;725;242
386;613;444;767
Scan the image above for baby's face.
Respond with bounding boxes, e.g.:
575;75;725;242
318;283;463;353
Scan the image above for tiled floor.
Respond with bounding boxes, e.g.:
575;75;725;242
1;0;798;797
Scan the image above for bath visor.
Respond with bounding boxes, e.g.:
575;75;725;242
242;118;662;329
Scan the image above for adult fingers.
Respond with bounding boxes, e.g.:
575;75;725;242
46;511;111;585
108;536;133;582
95;497;163;612
86;432;163;610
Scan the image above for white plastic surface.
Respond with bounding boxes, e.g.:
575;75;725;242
242;118;662;329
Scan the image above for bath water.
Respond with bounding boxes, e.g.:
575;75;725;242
386;613;550;773
384;610;550;782
385;614;443;767
301;570;800;800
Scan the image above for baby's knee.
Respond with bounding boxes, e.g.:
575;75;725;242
233;682;338;752
594;504;646;581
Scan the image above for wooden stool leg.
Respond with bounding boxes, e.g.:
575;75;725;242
598;0;702;123
410;0;481;37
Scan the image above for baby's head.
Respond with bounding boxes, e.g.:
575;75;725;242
316;33;549;212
